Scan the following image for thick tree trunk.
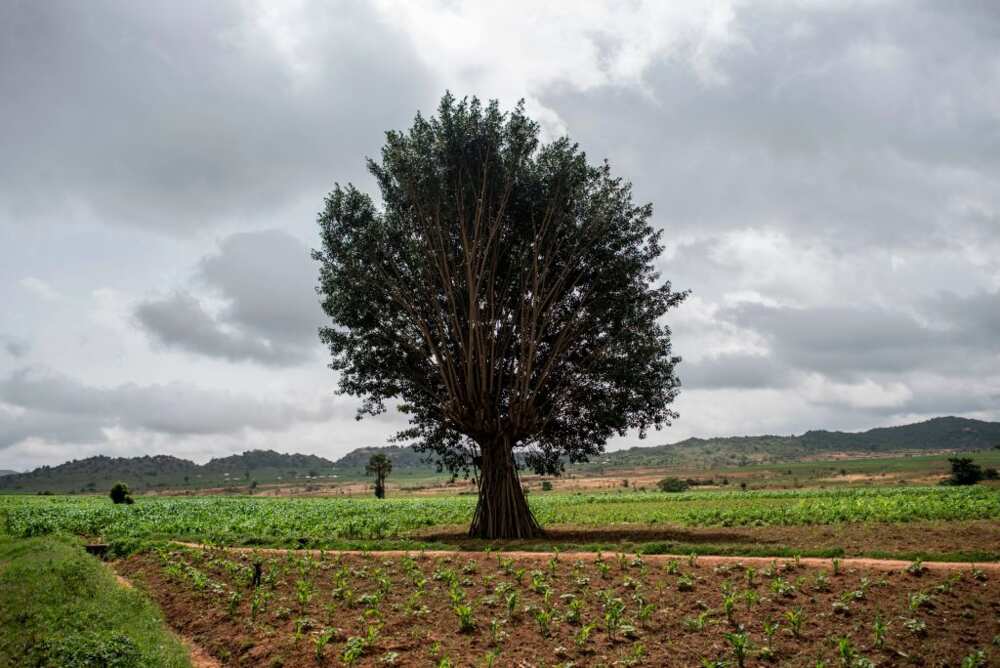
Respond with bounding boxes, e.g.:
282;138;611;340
468;438;544;539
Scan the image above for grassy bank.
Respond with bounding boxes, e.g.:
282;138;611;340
0;534;190;667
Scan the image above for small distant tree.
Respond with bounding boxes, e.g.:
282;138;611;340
249;480;258;494
366;453;393;499
657;477;689;493
109;482;134;504
946;457;983;486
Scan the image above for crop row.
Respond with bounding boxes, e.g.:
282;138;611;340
1;486;997;544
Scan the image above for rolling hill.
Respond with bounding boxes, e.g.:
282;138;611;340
1;417;997;494
335;416;1000;474
0;450;336;494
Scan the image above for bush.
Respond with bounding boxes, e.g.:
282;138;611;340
540;481;553;491
109;482;134;505
945;458;983;486
657;477;689;493
984;468;999;481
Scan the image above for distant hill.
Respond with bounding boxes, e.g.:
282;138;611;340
0;449;336;494
203;450;335;474
0;470;17;477
335;416;1000;473
2;417;997;493
579;416;1000;471
333;445;436;474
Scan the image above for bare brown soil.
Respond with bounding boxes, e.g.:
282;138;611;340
415;519;1000;559
118;545;1000;667
106;563;222;668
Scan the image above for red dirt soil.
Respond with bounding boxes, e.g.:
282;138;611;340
117;545;1000;667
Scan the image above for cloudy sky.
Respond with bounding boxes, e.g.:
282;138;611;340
2;0;998;471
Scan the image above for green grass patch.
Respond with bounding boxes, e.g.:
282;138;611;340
0;534;190;667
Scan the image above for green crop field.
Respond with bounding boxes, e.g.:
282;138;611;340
3;486;997;549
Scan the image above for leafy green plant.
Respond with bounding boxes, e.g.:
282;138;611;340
724;632;749;668
784;607;804;638
532;607;553;638
454;603;475;633
575;622;598;651
872;616;887;649
604;597;627;640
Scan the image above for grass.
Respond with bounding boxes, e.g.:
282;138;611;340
0;533;190;667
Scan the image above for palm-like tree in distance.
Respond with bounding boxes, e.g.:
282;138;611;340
365;453;393;499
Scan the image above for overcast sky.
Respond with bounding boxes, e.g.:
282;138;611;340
2;0;999;471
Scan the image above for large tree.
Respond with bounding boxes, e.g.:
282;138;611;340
316;94;687;538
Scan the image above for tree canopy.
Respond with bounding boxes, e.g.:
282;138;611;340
316;94;686;537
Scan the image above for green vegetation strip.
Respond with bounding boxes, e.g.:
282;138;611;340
0;534;190;667
2;486;997;549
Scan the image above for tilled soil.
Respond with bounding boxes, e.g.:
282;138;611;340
117;545;1000;667
414;519;1000;560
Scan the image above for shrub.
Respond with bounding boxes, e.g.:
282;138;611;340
945;458;983;486
541;481;553;491
109;483;134;505
657;477;689;493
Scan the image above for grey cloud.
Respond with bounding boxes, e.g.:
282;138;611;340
681;352;792;390
1;336;29;358
541;1;1000;252
719;294;1000;381
135;230;321;365
925;290;1000;348
0;0;435;233
0;366;334;448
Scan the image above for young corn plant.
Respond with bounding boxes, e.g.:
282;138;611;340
564;596;583;625
723;593;737;626
604;597;627;641
505;591;520;619
784;607;804;638
872;616;887;650
683;610;712;632
454;603;476;633
836;637;855;667
575;622;598;652
762;618;780;647
724;632;749;668
532;607;553;638
313;627;337;662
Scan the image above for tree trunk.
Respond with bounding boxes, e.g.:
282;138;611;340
468;437;544;539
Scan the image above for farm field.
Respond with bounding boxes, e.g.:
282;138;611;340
115;543;1000;667
3;485;999;561
3;484;999;665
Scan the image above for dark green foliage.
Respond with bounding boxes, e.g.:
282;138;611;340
657;477;689;493
366;454;393;499
109;482;134;505
946;457;984;486
315;93;686;537
984;467;998;480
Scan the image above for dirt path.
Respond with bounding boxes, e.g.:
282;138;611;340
171;541;1000;572
105;563;221;668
